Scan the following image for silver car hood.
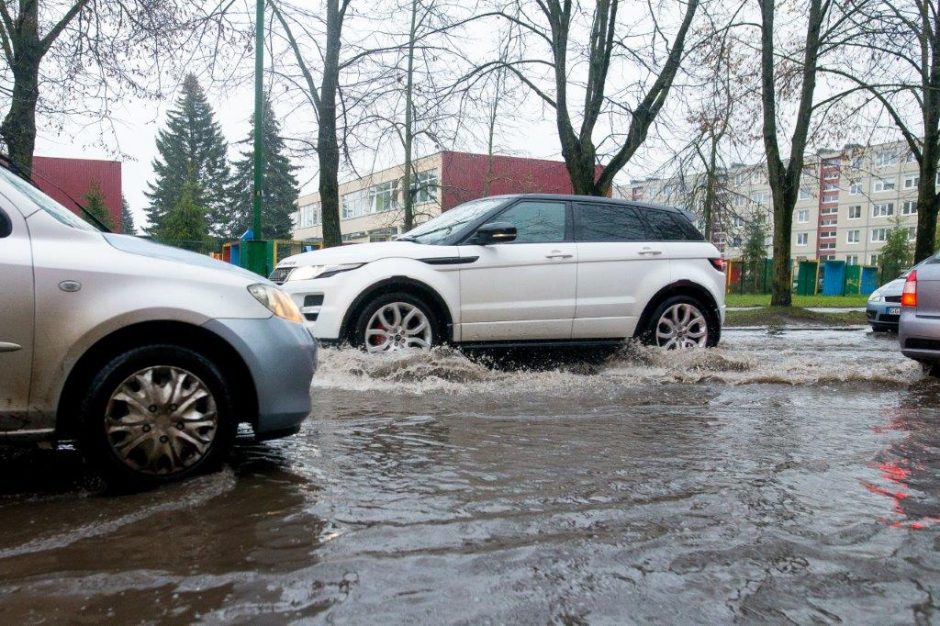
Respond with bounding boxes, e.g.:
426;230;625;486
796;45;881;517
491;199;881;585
104;234;264;282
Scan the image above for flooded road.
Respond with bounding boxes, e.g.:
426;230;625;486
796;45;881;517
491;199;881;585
1;329;938;623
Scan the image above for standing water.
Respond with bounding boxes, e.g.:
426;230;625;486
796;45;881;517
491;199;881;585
0;329;937;622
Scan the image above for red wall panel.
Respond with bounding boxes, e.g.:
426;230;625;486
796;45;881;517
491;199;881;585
31;156;123;232
440;151;604;210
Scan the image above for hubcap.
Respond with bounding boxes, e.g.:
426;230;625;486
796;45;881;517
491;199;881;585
105;366;218;475
655;303;708;349
365;302;433;353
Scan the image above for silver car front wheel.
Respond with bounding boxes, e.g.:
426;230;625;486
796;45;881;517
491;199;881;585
105;365;219;475
655;302;709;349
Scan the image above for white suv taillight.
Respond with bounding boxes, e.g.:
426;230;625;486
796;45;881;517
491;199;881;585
901;270;917;308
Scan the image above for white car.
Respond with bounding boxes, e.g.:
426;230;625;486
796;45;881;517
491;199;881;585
0;162;317;488
274;195;726;351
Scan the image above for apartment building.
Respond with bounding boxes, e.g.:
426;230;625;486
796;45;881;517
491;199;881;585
292;151;580;244
622;140;922;265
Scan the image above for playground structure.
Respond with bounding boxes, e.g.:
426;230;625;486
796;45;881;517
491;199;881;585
212;235;317;277
725;258;879;296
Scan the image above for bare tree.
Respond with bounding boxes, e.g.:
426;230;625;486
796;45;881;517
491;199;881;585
271;0;353;248
464;0;699;196
757;0;860;306
824;0;940;263
0;0;240;174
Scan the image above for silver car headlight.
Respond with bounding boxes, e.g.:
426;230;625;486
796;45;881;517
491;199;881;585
868;290;884;303
248;284;304;323
286;263;365;281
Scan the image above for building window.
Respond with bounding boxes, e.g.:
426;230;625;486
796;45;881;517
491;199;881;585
850;156;864;169
903;174;919;189
871;228;888;242
872;202;894;217
797;233;809;246
849;181;862;195
823;169;839;180
734;172;747;186
820;230;836;238
411;169;439;205
905;151;916;163
847;230;860;243
821;206;839;215
908;226;917;241
846;255;859;265
822;191;839;203
298;202;321;228
797;209;809;223
820;242;835;250
750;190;768;205
823;157;840;167
369;180;399;213
848;205;862;219
902;200;918;215
821;218;837;226
873;178;896;193
798;187;812;200
875;151;898;166
870;253;880;265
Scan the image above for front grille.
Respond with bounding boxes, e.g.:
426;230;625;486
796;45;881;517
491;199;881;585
885;295;902;303
304;294;324;307
304;312;319;322
906;338;940;351
268;267;293;284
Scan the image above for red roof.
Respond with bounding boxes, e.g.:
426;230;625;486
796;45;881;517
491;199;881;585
31;156;123;232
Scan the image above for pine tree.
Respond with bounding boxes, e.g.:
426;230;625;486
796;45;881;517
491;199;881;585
154;180;208;253
230;96;300;239
145;74;232;241
82;180;115;231
120;196;136;235
741;213;769;293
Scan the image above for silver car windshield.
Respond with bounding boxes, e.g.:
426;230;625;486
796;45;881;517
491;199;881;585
0;166;98;232
398;197;507;245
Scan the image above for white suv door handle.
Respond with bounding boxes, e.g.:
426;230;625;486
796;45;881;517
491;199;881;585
638;248;663;256
545;252;573;259
0;342;22;352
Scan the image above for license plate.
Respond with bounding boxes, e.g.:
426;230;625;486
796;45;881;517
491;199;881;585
888;307;901;316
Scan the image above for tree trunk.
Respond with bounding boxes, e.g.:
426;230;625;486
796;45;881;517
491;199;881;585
0;2;42;174
318;0;344;248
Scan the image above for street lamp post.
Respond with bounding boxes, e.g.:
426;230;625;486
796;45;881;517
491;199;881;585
244;0;268;276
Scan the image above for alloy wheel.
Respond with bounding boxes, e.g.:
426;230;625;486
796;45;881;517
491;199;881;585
655;303;708;349
365;302;433;353
104;366;219;475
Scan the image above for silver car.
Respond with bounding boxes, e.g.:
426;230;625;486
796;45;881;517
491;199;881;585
899;253;940;375
0;164;317;488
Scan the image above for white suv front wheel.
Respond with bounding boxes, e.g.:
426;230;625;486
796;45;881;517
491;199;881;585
353;292;439;353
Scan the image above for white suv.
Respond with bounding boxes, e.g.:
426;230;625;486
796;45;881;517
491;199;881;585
275;195;726;351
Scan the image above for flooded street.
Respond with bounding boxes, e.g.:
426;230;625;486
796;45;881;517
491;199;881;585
1;329;939;623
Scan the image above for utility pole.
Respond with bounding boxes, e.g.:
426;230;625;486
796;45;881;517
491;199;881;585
244;0;268;276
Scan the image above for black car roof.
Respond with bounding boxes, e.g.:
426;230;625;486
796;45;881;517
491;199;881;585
486;193;685;214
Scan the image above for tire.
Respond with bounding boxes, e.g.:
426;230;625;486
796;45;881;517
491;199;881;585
78;344;237;490
924;362;940;378
351;292;440;353
641;295;718;349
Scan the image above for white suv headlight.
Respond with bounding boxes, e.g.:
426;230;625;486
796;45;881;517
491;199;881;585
868;290;884;303
286;263;365;281
248;284;304;323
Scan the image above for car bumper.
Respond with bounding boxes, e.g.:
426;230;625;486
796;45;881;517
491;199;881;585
282;275;352;341
203;316;318;438
866;301;902;327
899;308;940;363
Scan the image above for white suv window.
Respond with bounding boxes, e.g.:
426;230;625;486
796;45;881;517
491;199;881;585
496;201;567;243
575;203;650;241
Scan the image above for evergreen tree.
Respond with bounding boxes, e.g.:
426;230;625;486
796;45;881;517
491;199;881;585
154;180;208;253
879;218;914;282
741;213;769;293
120;196;136;235
82;180;115;231
145;74;232;241
230;96;300;239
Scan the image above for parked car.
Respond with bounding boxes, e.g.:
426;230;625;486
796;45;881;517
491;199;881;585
0;162;317;488
866;273;909;332
274;194;726;352
899;253;940;375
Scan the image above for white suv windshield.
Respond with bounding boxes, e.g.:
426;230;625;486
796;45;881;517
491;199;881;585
0;166;98;232
398;197;507;244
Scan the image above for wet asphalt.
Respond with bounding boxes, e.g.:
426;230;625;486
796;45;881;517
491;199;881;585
0;328;938;624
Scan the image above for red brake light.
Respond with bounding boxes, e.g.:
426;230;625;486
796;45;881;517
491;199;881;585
901;270;917;308
709;258;727;272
